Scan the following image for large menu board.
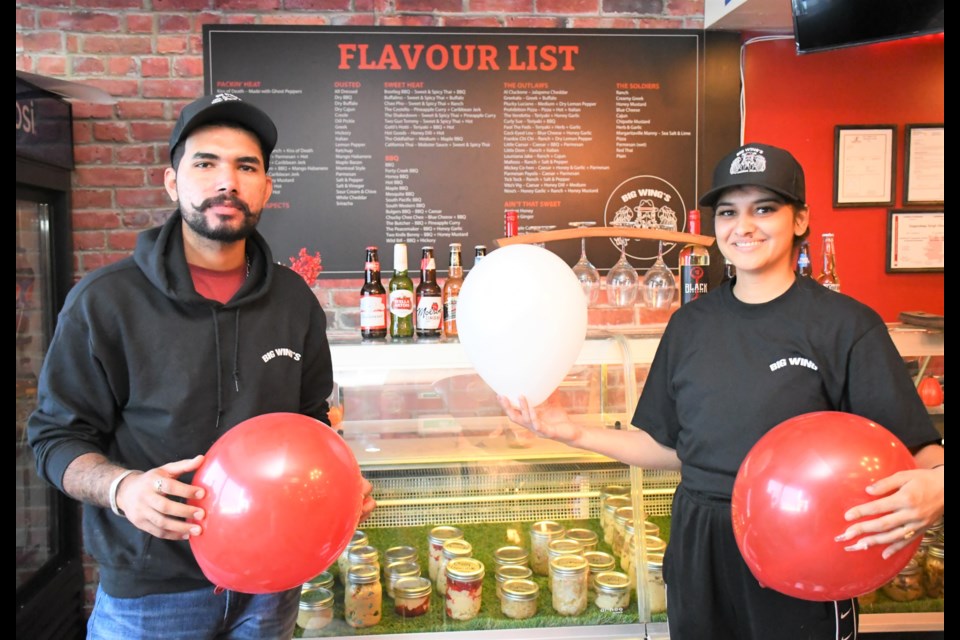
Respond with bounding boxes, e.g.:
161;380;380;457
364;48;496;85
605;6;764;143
203;26;738;277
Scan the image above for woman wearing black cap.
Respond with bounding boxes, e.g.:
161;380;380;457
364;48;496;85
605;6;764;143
500;142;943;639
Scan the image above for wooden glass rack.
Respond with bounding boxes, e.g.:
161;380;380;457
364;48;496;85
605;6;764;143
494;226;715;248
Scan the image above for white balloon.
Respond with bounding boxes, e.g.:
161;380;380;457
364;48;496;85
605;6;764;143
457;244;588;407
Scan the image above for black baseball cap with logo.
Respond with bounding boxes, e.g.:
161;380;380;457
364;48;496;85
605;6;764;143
168;93;278;171
699;143;806;208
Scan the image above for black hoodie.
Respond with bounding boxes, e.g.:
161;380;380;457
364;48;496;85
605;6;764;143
28;211;334;597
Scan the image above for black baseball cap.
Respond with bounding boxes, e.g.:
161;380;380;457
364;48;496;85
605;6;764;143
169;93;278;171
699;143;806;208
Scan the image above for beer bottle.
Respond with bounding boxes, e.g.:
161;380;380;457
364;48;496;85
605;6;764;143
679;209;710;305
387;243;415;340
415;247;442;339
359;246;387;340
473;245;487;267
442;243;464;339
796;240;813;277
816;233;841;292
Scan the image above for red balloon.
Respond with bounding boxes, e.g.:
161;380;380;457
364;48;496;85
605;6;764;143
188;413;363;593
731;411;920;601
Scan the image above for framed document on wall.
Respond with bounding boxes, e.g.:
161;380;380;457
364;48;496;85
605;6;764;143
833;125;896;207
904;124;944;206
886;209;944;273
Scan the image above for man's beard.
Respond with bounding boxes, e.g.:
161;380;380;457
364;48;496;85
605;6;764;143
182;194;261;243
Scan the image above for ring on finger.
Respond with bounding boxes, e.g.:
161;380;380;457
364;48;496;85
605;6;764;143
903;529;916;541
155;478;165;494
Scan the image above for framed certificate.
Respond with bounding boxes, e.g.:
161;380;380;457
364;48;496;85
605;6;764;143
886;209;944;273
904;124;944;206
833;125;896;207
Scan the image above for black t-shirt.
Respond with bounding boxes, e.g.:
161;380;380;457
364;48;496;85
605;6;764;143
632;276;939;497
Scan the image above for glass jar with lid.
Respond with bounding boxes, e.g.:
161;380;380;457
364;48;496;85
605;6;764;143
547;538;584;568
297;587;334;636
550;554;590;615
922;542;943;598
394;576;432;618
643;519;660;539
530;521;566;575
445;557;485;621
584;550;617;600
494;545;529;570
347;544;380;575
612;506;634;556
500;578;540;620
495;564;533;597
881;558;924;602
645;551;667;613
602;496;631;545
436;538;473;595
386;560;421;599
345;564;382;628
595;570;631;613
427;525;464;582
337;530;368;582
302;570;334;593
620;519;637;576
566;528;599;552
383;545;418;579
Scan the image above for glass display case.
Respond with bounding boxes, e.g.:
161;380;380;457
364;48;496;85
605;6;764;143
314;323;943;639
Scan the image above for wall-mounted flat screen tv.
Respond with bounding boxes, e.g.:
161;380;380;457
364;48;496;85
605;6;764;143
792;0;943;54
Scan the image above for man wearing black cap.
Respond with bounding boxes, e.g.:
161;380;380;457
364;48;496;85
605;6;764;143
28;93;375;639
501;142;943;639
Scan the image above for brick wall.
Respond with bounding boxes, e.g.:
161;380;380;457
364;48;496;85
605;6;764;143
17;0;704;617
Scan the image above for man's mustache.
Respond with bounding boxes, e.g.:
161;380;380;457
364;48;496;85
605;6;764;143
199;195;252;216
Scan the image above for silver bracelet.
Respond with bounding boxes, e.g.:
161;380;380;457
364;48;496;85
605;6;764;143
109;469;138;517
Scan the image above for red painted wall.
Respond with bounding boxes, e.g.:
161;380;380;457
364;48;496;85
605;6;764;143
741;34;944;321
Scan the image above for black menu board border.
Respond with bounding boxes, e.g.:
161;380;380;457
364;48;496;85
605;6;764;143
203;25;740;278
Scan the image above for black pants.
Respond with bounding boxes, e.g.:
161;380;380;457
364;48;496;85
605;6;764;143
663;485;858;640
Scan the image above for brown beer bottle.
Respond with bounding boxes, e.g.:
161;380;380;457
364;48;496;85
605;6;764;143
415;247;442;339
442;243;464;339
816;233;841;292
359;246;387;340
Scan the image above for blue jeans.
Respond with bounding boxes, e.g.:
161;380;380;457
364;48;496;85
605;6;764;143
86;584;300;640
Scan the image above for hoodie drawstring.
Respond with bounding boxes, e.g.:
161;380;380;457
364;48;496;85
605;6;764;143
232;310;241;392
210;308;244;431
211;308;223;431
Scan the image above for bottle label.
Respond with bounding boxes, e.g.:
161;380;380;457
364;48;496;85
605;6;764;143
388;290;415;318
359;295;387;329
416;295;442;329
680;265;709;304
797;255;810;269
823;282;841;293
365;261;380;271
443;297;458;323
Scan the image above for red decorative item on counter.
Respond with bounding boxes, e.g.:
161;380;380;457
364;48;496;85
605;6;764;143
289;247;323;285
731;411;920;601
917;376;943;407
188;412;363;594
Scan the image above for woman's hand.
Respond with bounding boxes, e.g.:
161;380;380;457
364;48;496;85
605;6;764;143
836;465;944;559
498;394;583;445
